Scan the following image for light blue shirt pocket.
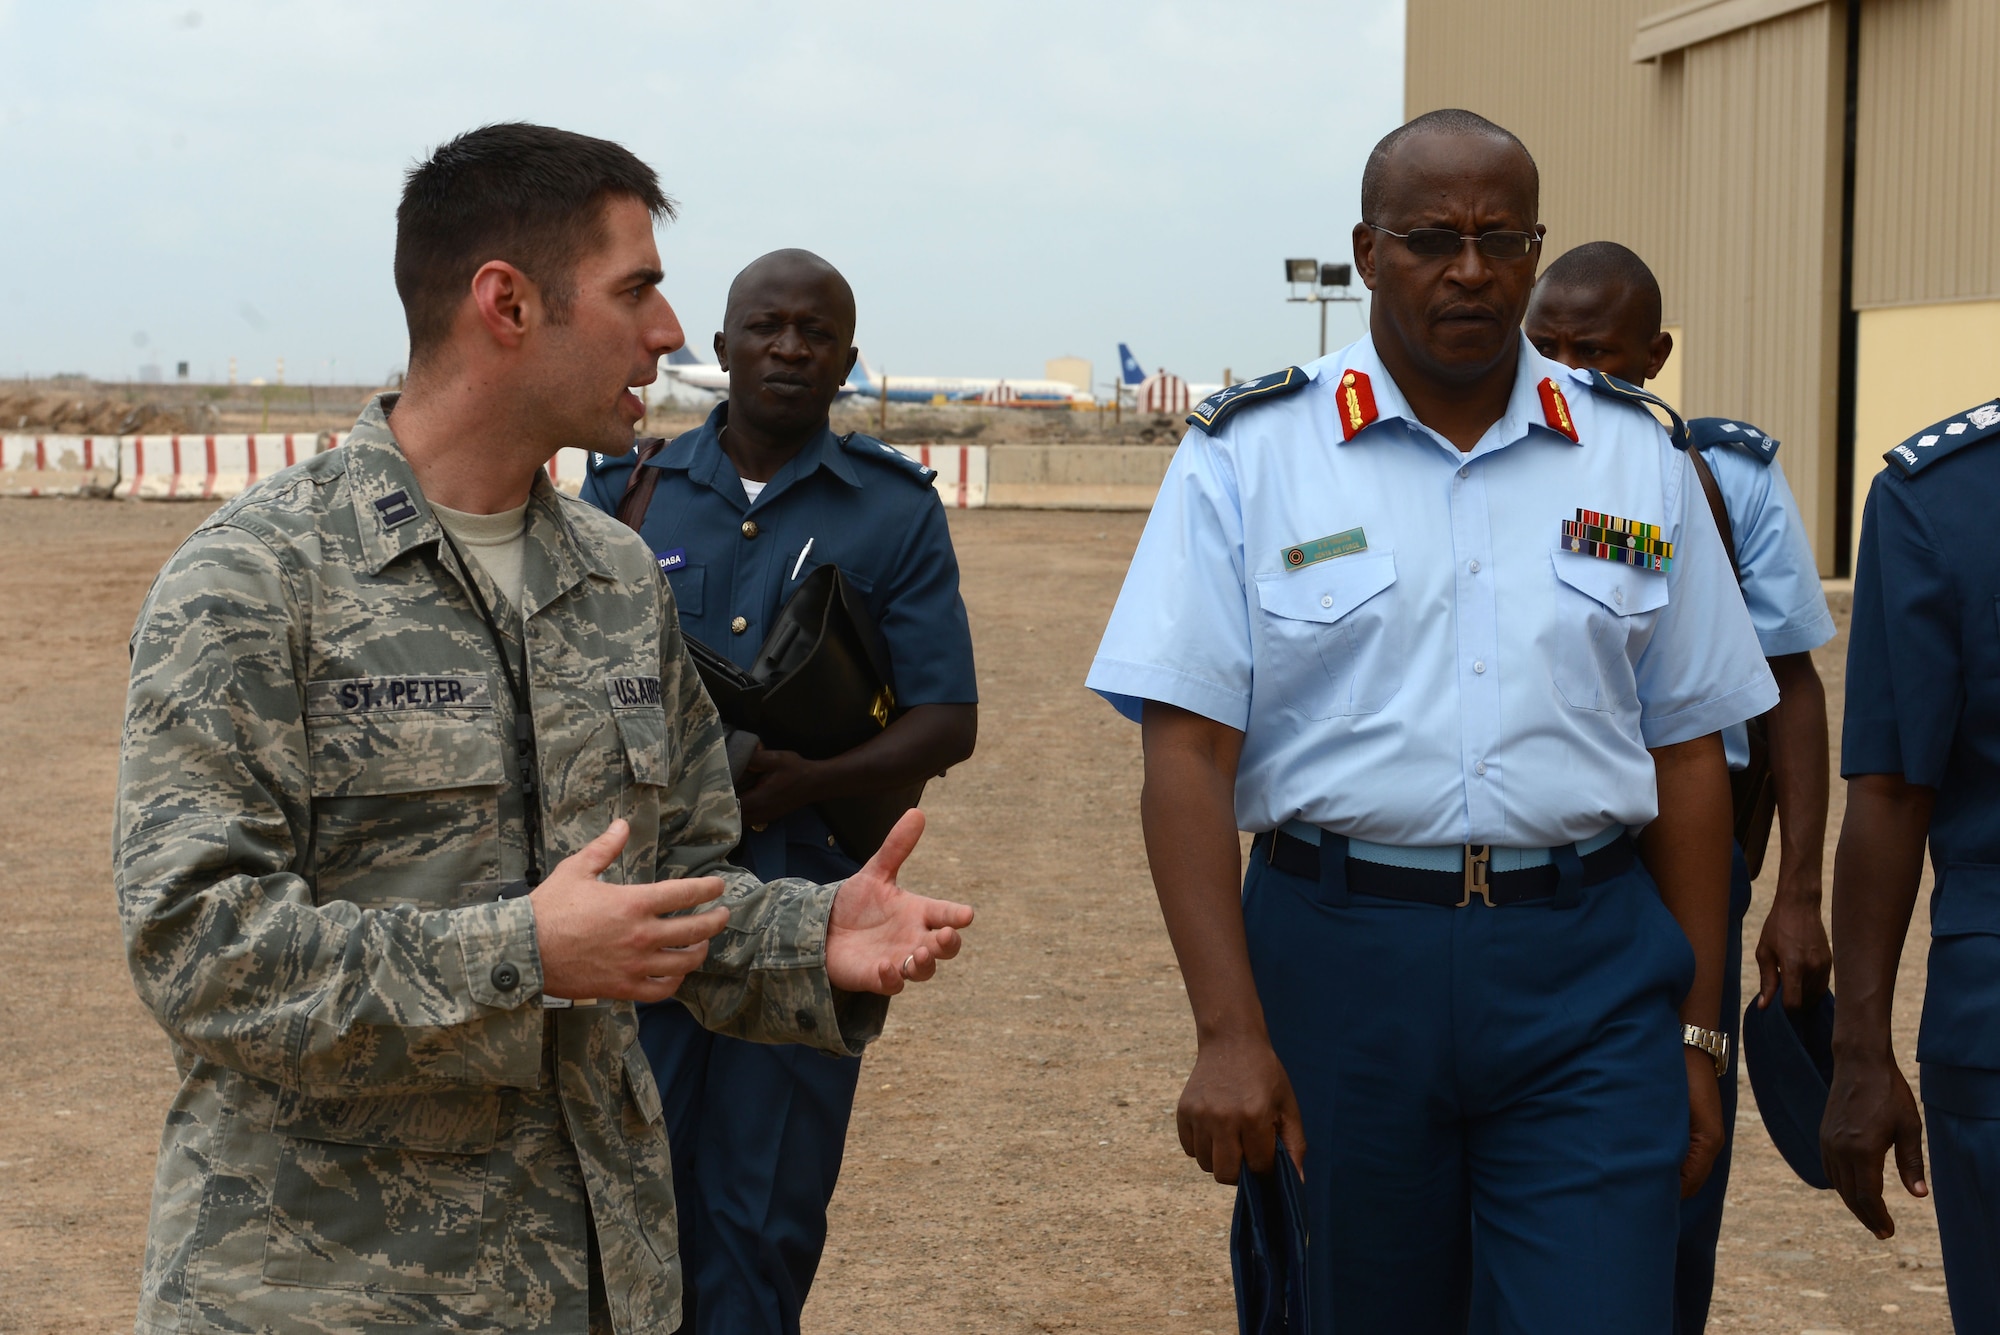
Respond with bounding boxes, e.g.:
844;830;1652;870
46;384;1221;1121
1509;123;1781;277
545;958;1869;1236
1548;550;1670;713
1253;550;1405;719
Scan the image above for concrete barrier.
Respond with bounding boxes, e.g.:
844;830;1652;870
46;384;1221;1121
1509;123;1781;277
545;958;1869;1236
984;443;1175;510
115;433;327;500
543;447;592;496
0;435;117;496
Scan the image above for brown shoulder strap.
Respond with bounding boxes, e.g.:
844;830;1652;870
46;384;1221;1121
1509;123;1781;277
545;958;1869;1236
1686;446;1741;585
615;437;670;534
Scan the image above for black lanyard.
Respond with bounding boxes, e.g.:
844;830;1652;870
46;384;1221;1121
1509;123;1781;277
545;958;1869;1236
436;526;546;887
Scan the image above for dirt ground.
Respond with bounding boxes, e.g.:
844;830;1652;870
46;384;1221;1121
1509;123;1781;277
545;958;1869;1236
0;498;1951;1333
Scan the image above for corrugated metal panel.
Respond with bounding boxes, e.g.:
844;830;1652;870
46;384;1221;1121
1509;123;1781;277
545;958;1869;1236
1852;0;2000;308
1677;3;1845;568
1405;0;1689;324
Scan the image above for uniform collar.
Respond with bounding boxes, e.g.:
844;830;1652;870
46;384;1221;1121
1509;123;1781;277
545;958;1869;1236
1331;334;1584;457
343;394;615;606
651;401;862;506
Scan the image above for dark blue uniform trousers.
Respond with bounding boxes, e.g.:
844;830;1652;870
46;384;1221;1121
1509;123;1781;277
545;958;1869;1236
1242;844;1695;1334
637;824;863;1335
1923;1070;2000;1334
1672;844;1752;1334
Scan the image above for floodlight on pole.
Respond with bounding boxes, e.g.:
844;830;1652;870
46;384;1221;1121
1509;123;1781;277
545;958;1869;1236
1284;256;1364;357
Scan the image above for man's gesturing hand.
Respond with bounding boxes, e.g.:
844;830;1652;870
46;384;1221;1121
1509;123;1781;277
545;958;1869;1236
825;809;974;994
532;820;732;1002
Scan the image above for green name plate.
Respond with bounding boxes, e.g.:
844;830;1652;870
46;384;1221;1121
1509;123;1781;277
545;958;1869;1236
1282;527;1367;570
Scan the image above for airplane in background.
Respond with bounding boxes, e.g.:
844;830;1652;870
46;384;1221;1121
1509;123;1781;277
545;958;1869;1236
656;346;855;402
845;353;1089;406
1117;343;1223;402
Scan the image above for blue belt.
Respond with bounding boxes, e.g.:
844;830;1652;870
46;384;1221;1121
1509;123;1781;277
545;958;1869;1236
1260;821;1634;909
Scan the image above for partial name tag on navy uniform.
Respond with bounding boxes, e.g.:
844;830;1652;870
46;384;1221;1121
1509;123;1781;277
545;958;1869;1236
606;676;664;710
1283;527;1367;570
655;547;687;573
307;675;492;716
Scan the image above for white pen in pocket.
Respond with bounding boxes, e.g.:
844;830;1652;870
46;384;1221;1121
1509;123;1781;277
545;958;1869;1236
790;537;815;581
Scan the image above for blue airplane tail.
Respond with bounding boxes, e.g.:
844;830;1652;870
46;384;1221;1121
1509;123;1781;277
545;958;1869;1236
666;347;700;365
848;352;878;393
1118;343;1146;385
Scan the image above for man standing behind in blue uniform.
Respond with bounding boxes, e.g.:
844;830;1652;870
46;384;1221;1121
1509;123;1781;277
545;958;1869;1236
1088;110;1777;1332
1822;397;2000;1333
1525;241;1836;1334
580;248;978;1335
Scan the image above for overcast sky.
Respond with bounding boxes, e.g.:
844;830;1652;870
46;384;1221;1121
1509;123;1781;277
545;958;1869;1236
0;1;1404;391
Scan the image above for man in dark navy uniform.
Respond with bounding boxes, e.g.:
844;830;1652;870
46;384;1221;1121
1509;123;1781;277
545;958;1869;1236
1823;395;2000;1333
580;248;978;1335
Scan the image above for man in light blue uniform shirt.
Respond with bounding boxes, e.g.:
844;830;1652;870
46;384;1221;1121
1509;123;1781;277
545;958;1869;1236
1088;111;1776;1332
1526;241;1835;1334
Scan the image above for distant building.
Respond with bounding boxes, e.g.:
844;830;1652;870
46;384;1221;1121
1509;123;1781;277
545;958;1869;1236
1407;0;2000;573
1045;356;1093;395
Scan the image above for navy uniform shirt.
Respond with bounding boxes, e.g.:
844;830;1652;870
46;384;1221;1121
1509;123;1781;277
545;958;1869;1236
580;403;978;876
1843;396;2000;1086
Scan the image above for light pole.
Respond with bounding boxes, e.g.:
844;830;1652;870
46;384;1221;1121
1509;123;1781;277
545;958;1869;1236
1284;259;1364;357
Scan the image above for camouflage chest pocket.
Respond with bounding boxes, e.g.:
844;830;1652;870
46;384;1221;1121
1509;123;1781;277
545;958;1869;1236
609;699;673;884
263;1089;501;1294
306;675;507;907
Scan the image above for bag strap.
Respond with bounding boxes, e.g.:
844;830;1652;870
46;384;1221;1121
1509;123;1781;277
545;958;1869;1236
615;437;671;533
1686;445;1742;586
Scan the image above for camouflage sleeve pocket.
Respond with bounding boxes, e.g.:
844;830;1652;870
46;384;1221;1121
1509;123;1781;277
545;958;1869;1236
621;1040;664;1127
612;709;671;884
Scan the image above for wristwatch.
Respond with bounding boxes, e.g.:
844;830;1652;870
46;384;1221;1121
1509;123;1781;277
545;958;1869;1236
1683;1023;1730;1077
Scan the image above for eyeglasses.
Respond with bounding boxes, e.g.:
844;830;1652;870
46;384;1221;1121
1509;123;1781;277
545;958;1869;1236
1366;224;1543;260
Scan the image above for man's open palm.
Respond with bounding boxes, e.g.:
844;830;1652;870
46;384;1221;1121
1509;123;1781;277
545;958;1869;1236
826;809;974;994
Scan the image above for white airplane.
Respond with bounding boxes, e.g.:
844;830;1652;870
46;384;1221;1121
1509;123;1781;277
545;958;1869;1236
655;346;859;403
1118;342;1223;402
845;352;1090;406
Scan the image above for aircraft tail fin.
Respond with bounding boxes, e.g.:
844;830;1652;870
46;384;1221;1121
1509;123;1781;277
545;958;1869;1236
1118;343;1146;385
849;351;878;391
666;347;700;365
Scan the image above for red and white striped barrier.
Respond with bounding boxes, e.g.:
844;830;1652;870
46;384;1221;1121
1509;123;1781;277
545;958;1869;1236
115;433;326;500
901;443;987;508
0;435;118;496
543;447;592;496
1138;371;1191;415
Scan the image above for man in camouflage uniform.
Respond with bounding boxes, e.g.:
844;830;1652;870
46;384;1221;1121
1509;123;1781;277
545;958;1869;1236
114;123;973;1335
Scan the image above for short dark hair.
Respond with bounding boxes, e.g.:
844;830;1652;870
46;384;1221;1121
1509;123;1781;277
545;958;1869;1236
394;123;675;365
1537;241;1664;334
1360;108;1538;223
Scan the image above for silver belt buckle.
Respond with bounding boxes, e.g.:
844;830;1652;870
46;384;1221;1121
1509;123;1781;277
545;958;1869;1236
1457;845;1493;907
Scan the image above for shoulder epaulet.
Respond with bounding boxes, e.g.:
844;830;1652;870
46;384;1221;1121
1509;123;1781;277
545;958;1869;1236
1186;366;1309;435
1688;417;1780;466
1884;398;2000;477
838;432;937;485
1574;369;1691;451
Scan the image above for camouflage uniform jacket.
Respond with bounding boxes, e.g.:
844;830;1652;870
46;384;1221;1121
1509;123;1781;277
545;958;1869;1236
114;396;886;1334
